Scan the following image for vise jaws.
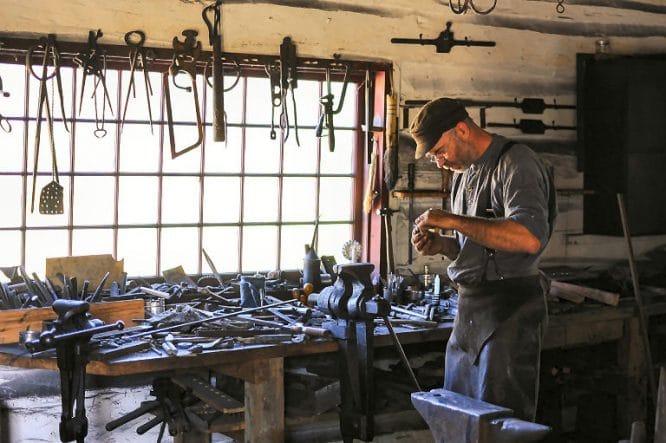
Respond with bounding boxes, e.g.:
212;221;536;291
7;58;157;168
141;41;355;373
411;388;551;443
309;263;390;442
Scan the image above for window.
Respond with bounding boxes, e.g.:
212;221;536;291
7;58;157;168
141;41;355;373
0;45;370;277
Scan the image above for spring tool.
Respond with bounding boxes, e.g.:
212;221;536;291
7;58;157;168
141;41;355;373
278;36;300;147
0;74;11;133
121;31;154;134
74;30;114;123
164;30;204;159
315;61;350;152
202;0;225;142
26;35;68;214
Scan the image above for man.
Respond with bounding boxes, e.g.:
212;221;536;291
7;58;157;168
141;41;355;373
409;97;556;421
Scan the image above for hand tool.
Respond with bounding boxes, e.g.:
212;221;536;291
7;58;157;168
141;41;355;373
120;30;154;134
105;400;160;432
125;298;298;340
202;248;226;288
237;314;331;337
448;0;497;15
407;163;415;264
164;30;204;158
202;0;225;142
26;35;66;214
264;63;281;140
278;36;300;147
376;207;397;276
74;29;114;117
315;62;350;152
363;137;378;213
87;271;110;303
391;21;496;54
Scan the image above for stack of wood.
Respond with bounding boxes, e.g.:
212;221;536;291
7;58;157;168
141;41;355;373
549;280;620;307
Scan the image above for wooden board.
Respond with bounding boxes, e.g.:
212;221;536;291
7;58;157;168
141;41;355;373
45;254;124;291
550;280;620;306
0;299;144;344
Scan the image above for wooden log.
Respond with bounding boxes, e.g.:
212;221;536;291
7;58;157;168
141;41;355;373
550;280;620;306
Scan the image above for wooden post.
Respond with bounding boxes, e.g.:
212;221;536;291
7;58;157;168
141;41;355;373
617;318;647;436
243;357;284;443
656;367;665;443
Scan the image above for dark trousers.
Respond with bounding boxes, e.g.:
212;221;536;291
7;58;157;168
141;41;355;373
444;276;548;421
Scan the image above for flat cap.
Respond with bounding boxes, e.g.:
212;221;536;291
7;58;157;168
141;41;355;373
410;98;469;159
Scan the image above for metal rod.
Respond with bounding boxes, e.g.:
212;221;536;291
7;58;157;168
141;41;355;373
382;316;422;391
617;193;657;409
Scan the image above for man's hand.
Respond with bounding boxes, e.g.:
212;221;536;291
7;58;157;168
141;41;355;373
412;209;461;260
411;226;442;256
414;208;452;231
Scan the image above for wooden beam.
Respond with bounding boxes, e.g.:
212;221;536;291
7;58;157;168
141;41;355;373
550;280;620;306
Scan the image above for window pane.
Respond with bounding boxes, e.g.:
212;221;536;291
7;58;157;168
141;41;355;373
202;227;239;273
162;124;203;173
244;128;280;173
161;227;198;274
243;177;278;222
0;176;23;227
318;223;353;265
0;122;25;172
74;123;116;172
320;129;355;174
282;129;318;174
25;229;68;275
72;229;113;256
73;176;114;226
1;63;26;116
166;74;204;122
282;178;316;222
162;177;200;224
242;226;277;272
119;123;160;173
203;177;240;223
294;80;322;127
118;176;158;225
26;176;70;227
204;126;242;173
118;228;156;276
319;177;353;221
0;231;21;268
331;80;358;128
280;225;312;271
245;77;271;125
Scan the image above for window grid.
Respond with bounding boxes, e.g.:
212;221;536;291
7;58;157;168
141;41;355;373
1;59;361;276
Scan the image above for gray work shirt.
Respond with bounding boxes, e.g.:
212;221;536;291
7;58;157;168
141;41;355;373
447;135;554;285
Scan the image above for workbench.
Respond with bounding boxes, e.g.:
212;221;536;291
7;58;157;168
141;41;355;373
0;299;664;442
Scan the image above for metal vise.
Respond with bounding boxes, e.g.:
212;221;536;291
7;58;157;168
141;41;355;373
309;263;389;442
411;389;551;443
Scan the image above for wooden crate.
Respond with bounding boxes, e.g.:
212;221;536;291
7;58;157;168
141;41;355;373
0;299;145;344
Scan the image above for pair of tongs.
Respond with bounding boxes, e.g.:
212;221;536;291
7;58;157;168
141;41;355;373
163;30;204;158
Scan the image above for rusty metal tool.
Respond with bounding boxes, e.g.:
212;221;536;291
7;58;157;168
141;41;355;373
120;30;154;134
391;21;496;54
377;207;397;275
407;163;415;264
202;0;225;142
74;29;113;116
0;74;11;133
164;30;204;158
315;61;350;152
279;36;300;147
265;63;281;140
202;248;226;288
87;271;110;303
237;314;331;337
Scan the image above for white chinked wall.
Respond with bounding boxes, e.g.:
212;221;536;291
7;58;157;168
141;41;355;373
1;1;665;441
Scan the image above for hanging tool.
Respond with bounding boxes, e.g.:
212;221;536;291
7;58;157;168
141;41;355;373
486;118;576;134
265;63;281;140
202;0;225;142
74;30;114;118
26;35;65;214
407;163;415;264
363;69;373;162
0;74;11;133
377;207;397;275
315;60;350;152
164;30;204;158
279;36;300;147
448;0;497;15
120;30;154;134
404;97;575;115
391;21;496;54
363;137;378;214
